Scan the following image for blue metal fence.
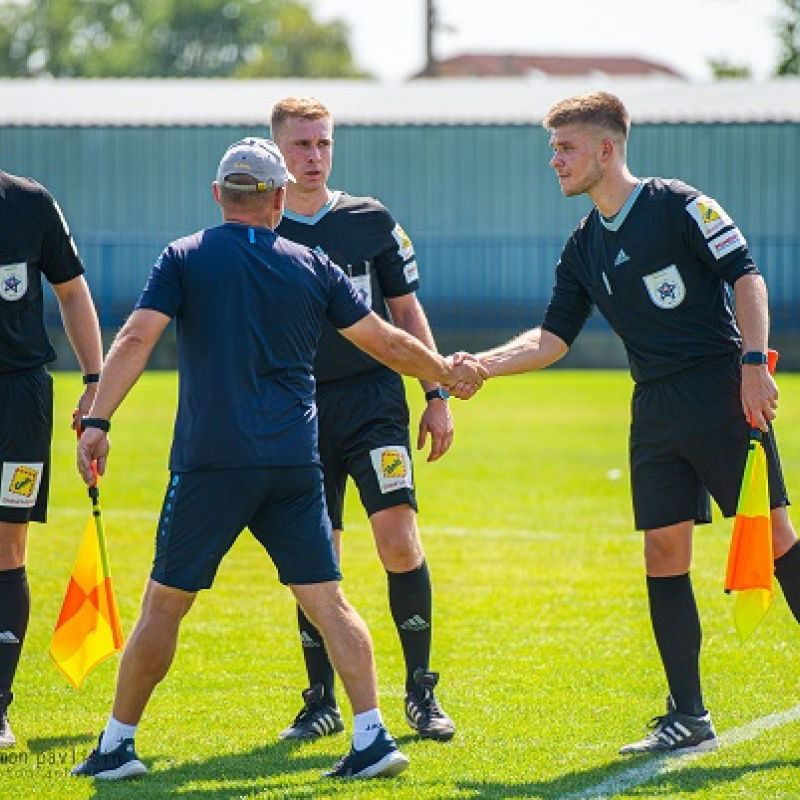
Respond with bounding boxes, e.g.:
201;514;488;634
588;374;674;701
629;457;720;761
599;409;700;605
45;231;800;335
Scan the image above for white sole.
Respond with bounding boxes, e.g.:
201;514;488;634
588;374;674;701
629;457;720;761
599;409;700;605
94;760;148;780
357;751;410;778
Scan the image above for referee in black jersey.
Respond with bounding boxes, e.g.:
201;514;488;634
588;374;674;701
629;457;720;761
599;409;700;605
0;169;102;747
461;91;800;756
269;97;456;743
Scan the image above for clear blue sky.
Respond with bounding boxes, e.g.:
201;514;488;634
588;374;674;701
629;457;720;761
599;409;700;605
310;0;782;82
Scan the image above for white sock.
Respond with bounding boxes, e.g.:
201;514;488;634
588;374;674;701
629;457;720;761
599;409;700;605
352;708;383;751
100;716;138;753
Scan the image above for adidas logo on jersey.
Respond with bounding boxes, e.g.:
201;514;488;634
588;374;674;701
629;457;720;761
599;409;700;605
0;631;20;645
400;615;430;632
300;631;321;648
614;249;630;266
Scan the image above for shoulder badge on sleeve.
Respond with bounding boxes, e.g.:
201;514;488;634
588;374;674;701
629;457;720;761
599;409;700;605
685;195;733;239
708;228;747;260
391;224;415;261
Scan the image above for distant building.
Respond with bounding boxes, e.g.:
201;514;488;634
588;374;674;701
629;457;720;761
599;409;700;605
415;53;684;80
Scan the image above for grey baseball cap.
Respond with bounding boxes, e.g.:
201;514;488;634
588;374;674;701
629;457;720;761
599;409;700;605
216;137;294;192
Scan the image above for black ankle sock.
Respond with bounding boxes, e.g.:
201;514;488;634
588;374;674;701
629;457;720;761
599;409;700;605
387;560;433;692
296;605;336;707
0;567;30;693
647;573;705;717
775;541;800;624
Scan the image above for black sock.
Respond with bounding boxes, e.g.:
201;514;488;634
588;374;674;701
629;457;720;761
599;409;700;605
775;541;800;623
295;605;336;707
387;560;433;693
647;573;705;717
0;567;30;695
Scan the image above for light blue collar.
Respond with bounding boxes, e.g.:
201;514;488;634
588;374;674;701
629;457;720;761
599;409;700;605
283;191;342;225
599;181;645;232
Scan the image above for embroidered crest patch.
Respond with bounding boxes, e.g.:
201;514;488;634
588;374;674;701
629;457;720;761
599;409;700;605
642;265;686;310
0;263;28;302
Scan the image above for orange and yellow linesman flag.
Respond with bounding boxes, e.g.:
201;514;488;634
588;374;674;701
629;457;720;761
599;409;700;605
49;476;124;688
724;349;779;642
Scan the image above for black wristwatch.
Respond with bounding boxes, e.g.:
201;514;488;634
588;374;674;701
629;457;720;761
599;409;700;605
425;388;450;402
741;351;769;365
82;373;101;385
81;416;111;432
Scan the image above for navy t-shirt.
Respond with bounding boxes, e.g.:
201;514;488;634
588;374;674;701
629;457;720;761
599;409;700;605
0;171;85;373
135;222;370;471
542;178;759;383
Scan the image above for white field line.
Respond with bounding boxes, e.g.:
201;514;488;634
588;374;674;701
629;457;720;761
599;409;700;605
560;703;800;800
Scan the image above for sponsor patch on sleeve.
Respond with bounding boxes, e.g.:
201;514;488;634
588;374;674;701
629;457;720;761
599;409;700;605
369;446;414;494
391;224;415;261
708;227;746;260
685;195;733;239
403;260;419;284
1;462;44;508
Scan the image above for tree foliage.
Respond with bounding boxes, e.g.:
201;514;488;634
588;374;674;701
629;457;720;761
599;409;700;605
709;59;752;80
0;0;368;78
775;0;800;76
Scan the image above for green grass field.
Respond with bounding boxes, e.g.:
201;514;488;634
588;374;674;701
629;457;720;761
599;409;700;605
5;369;800;799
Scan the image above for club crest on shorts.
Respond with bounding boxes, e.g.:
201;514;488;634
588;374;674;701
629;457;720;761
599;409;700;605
370;446;413;494
1;462;43;508
0;263;28;302
642;265;685;310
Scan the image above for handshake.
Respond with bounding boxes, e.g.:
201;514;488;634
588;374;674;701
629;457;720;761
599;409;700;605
441;351;486;400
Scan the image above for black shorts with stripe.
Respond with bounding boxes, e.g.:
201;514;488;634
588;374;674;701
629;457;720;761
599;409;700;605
630;353;789;531
0;366;52;523
317;371;417;531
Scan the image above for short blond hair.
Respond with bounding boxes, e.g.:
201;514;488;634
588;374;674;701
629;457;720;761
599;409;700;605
543;91;630;143
270;96;332;138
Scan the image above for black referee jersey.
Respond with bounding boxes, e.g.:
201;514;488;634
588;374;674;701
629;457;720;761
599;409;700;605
542;178;760;384
0;170;85;373
277;191;420;385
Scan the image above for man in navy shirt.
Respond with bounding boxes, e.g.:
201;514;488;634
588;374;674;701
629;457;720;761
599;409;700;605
0;169;102;748
460;92;800;755
71;138;483;782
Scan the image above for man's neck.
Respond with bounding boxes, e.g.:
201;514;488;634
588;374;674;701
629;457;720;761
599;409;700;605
285;185;333;217
591;169;639;220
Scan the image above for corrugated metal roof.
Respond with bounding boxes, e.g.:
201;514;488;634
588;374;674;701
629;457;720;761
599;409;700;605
2;77;800;126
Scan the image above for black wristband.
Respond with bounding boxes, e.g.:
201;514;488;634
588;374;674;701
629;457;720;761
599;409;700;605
741;351;768;365
425;388;450;402
81;416;110;432
82;373;101;385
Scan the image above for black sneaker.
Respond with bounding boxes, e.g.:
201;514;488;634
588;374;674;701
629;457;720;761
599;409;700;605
405;668;456;741
619;697;718;755
71;734;148;780
279;684;344;740
323;726;409;779
0;691;14;748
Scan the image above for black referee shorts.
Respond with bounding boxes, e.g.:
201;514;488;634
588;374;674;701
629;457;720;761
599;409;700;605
630;354;789;531
0;367;52;524
317;372;417;531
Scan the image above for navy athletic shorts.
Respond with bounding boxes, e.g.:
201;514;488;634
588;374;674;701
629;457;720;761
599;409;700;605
630;353;789;531
0;366;52;524
317;371;417;531
150;465;341;592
